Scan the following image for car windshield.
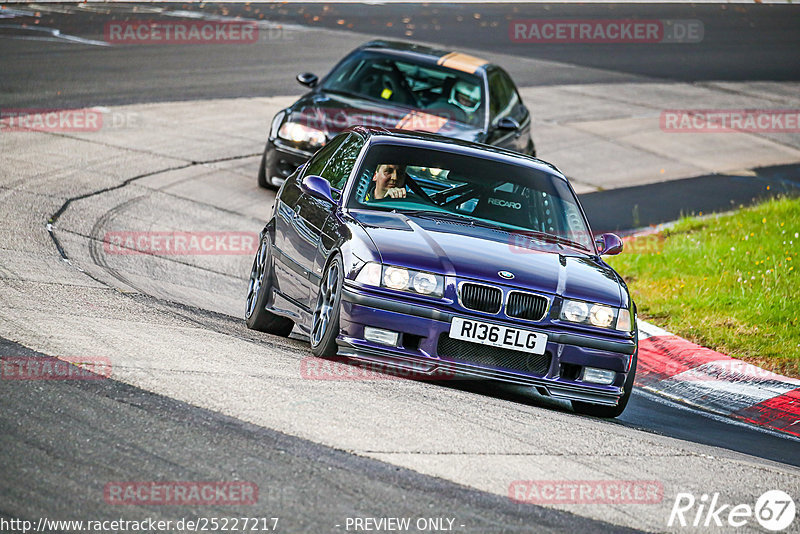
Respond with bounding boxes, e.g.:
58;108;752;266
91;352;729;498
346;143;594;252
321;51;485;128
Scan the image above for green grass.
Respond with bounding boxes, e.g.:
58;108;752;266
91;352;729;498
607;196;800;377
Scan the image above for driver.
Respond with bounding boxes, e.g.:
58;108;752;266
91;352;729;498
448;80;481;119
365;164;409;200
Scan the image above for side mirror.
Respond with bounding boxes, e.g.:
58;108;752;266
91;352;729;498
296;72;319;88
301;175;335;204
595;233;623;256
496;117;520;131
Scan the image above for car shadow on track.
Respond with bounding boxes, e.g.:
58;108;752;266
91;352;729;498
292;327;800;467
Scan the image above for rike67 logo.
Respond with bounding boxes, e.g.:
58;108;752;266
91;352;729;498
668;490;796;531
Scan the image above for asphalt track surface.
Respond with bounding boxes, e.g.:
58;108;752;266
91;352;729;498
2;2;800;109
0;338;635;533
2;3;800;533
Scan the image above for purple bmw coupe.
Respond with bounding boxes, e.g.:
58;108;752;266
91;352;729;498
246;126;637;417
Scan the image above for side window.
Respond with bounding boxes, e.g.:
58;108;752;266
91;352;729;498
488;71;511;120
499;70;525;122
320;133;365;194
304;134;347;177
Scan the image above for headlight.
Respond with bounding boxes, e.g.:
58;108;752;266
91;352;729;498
561;300;588;323
355;262;443;298
589;304;614;328
277;121;326;148
561;299;630;331
412;272;438;295
269;110;286;138
383;267;410;290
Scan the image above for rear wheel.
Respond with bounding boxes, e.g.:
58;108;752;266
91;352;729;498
245;237;294;336
572;349;637;418
310;254;343;358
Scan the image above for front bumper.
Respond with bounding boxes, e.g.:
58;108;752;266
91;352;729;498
265;139;315;187
339;284;636;406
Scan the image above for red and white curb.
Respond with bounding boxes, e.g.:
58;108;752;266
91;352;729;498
636;321;800;438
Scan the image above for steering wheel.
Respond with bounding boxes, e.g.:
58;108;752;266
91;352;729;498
380;72;418;107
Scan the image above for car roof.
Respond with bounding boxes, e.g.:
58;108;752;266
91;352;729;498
345;126;565;178
357;40;494;76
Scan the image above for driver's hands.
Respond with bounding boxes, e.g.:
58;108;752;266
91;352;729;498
385;187;407;199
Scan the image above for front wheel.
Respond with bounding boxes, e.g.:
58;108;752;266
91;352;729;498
245;237;294;336
527;139;537;158
572;349;637;418
310;254;343;358
257;146;277;190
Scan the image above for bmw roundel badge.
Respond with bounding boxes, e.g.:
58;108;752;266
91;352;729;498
498;270;515;280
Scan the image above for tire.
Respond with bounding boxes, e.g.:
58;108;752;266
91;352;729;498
310;254;343;358
257;147;272;189
245;236;294;336
527;139;537;158
571;348;637;418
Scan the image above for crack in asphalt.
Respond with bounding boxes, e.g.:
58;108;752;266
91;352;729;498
39;157;309;358
46;153;258;258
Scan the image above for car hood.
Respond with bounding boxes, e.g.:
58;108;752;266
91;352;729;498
288;91;484;142
351;210;624;307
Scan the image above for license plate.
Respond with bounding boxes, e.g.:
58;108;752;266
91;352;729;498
449;317;548;355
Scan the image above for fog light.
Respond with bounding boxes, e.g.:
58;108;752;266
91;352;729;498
364;327;399;346
583;367;616;385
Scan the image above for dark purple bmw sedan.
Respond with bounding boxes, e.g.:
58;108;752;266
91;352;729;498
246;126;637;417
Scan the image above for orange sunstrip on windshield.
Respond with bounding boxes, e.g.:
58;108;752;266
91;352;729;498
436;52;488;74
395;111;448;133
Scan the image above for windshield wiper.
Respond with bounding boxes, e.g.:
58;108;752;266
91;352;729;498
516;230;590;252
401;209;480;224
322;88;365;99
402;210;517;232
